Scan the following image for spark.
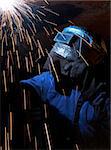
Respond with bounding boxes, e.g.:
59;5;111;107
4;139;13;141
36;13;42;21
3;70;7;93
44;123;52;150
68;20;75;24
76;50;89;66
37;63;41;74
75;144;80;150
50;27;54;34
26;123;31;142
5;127;7;150
16;50;20;69
31;35;37;47
74;33;92;47
1;35;5;56
29;51;34;67
37;10;46;17
34;136;38;150
62;89;66;96
44;104;48;119
10;65;14;83
25;56;29;72
25;29;33;51
23;89;27;110
37;40;45;56
43;26;50;36
7;51;10;70
9;112;13;141
46;50;60;83
44;0;49;5
42;7;59;16
9;50;14;65
44;19;57;26
7;132;10;150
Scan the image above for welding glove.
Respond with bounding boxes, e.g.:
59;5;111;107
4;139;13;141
63;59;87;79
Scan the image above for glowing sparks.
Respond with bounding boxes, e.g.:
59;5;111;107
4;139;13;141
0;0;60;56
44;123;52;150
76;50;89;66
44;104;48;119
9;112;13;141
46;50;60;83
34;136;38;150
3;70;7;93
5;127;7;150
25;56;29;72
23;89;27;110
0;0;37;57
37;40;45;56
0;1;65;148
29;51;34;67
26;123;31;142
16;50;21;69
0;0;16;11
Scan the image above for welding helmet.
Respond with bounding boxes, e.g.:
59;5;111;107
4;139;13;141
51;26;107;64
43;26;107;86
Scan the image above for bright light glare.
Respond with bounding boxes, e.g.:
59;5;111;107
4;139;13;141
0;0;16;11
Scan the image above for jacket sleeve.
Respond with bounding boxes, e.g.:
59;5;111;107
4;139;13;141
19;72;51;100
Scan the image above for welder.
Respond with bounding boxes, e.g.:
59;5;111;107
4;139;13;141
20;26;109;149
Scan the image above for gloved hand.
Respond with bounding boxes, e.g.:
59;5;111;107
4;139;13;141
79;80;109;149
63;58;87;79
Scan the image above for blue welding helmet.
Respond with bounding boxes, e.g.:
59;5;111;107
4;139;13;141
54;26;93;45
50;26;107;65
43;25;107;87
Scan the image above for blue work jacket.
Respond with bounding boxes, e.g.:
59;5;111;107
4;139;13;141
20;71;109;138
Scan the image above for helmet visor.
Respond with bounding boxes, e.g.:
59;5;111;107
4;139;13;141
51;42;76;61
54;32;74;44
